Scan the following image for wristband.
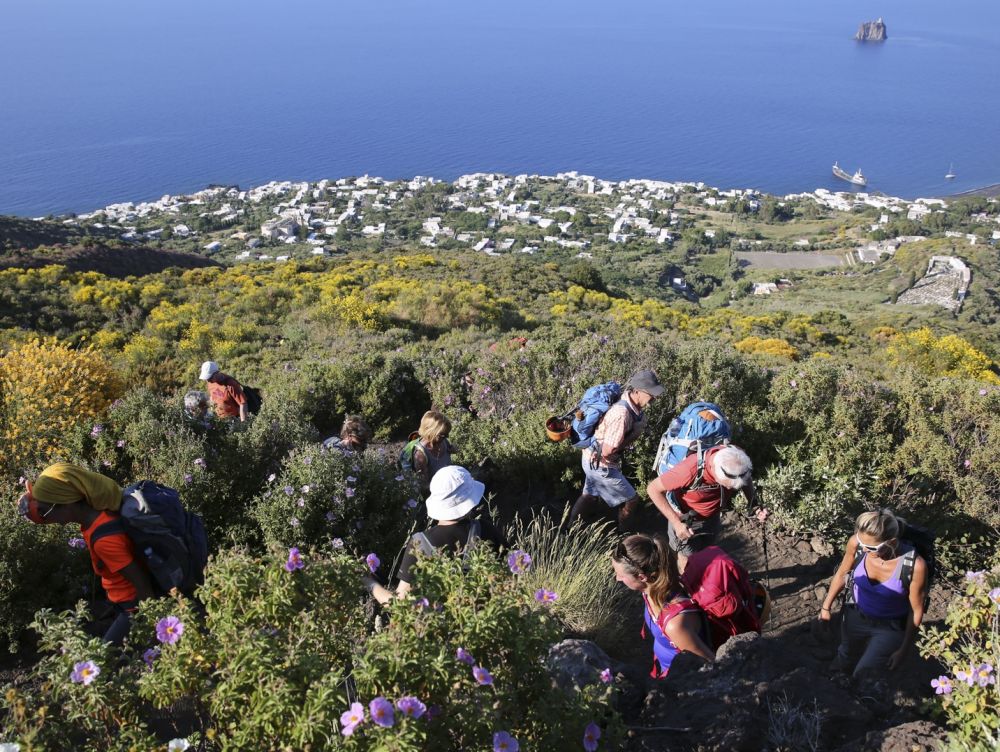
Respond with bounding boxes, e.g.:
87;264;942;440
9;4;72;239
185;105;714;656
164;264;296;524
820;606;831;612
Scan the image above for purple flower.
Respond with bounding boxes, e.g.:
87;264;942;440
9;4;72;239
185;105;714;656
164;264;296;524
444;394;454;406
789;380;797;389
340;701;365;736
973;663;995;687
396;696;426;719
955;667;974;686
68;537;86;549
473;665;494;686
345;487;355;498
70;660;100;685
583;721;602;752
456;647;475;665
332;537;344;549
300;484;310;493
965;571;985;583
283;486;294;496
931;675;953;695
427;704;442;720
507;550;532;574
534;588;559;604
193;458;206;468
90;424;103;437
493;731;519;752
285;547;304;572
346;475;357;484
296;498;305;507
303;456;312;466
406;498;418;509
395;475;405;482
963;459;972;469
183;474;193;485
989;587;1000;605
116;439;126;448
369;697;394;727
142;647;160;668
155;616;184;645
600;668;613;684
366;553;380;573
416;597;430;608
353;463;362;471
980;388;988;396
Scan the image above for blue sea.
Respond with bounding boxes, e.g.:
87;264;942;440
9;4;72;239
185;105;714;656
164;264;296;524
1;0;998;216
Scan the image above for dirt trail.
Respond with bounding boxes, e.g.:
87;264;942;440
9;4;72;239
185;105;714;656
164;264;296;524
604;507;948;751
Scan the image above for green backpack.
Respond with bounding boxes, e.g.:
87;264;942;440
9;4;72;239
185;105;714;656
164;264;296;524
398;436;426;472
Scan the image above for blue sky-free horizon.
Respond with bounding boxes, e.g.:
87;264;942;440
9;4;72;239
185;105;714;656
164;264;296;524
1;0;998;215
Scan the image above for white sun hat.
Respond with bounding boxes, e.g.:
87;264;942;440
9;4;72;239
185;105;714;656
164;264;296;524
425;465;485;522
199;361;220;380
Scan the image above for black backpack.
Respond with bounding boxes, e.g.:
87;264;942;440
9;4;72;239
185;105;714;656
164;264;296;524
91;481;209;597
242;385;263;415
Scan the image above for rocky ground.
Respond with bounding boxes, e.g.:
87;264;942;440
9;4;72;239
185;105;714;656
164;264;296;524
549;509;949;752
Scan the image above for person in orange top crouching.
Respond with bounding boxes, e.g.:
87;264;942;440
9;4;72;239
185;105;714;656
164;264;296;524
17;463;155;645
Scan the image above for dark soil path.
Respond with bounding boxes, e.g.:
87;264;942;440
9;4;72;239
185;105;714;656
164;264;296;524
600;507;949;752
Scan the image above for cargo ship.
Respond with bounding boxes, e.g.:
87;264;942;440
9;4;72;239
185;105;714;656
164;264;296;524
832;162;867;187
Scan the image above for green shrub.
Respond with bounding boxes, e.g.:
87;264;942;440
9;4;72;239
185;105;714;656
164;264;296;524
251;443;420;561
919;566;1000;750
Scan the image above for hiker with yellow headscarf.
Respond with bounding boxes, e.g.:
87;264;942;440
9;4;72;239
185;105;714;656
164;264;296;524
17;463;155;645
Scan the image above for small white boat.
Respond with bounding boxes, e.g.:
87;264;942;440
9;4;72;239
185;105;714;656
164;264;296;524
833;162;867;187
945;163;956;180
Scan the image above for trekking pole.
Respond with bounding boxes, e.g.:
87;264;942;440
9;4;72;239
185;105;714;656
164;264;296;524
759;488;772;590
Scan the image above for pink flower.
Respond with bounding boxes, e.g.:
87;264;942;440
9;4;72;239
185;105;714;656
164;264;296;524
70;660;100;685
369;697;394;727
473;665;494;686
931;675;953;695
600;668;613;684
340;701;365;736
345;487;355;498
156;616;184;645
285;547;304;572
493;731;519;752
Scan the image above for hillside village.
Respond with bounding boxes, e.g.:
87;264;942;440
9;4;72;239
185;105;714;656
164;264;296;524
30;171;1000;312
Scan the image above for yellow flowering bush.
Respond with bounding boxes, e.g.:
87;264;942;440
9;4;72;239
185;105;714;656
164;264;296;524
887;328;1000;384
0;338;123;471
735;336;799;361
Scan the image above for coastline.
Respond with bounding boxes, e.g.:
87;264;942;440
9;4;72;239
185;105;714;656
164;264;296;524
944;183;1000;199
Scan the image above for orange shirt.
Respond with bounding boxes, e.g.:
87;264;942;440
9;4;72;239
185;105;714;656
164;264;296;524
81;511;138;604
206;374;246;418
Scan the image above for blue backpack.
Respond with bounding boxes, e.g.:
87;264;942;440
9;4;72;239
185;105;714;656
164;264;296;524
653;402;731;477
570;382;623;450
91;481;209;597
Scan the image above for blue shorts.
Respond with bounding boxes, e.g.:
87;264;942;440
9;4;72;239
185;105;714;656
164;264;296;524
581;452;637;508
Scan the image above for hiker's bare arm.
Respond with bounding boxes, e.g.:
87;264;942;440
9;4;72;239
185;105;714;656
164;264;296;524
120;562;156;601
666;612;716;663
239;402;248;422
646;478;690;539
363;575;411;605
819;536;858;621
889;557;928;670
412;449;429;482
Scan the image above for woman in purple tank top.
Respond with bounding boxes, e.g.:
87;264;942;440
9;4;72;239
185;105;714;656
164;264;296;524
818;509;929;678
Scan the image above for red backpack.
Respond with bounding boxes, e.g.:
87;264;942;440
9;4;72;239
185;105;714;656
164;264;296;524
681;546;762;649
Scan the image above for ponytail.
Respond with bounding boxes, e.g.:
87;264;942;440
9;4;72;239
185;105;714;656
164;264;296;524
613;533;680;612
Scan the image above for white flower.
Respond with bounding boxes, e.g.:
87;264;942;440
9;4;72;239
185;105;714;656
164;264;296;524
0;743;22;752
168;740;191;752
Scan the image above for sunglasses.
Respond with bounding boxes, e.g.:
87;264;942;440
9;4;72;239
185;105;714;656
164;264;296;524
855;535;893;554
614;540;640;571
719;466;749;481
17;485;57;524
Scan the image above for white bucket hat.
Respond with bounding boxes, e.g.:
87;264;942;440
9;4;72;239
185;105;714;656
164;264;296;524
425;466;485;522
199;361;220;380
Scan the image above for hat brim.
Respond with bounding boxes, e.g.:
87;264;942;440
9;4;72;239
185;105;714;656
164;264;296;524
425;478;485;521
638;384;664;397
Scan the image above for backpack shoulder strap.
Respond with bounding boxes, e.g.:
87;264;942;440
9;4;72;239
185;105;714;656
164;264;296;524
466;520;481;548
656;597;699;634
843;546;865;605
88;518;128;572
898;546;917;592
411;531;436;558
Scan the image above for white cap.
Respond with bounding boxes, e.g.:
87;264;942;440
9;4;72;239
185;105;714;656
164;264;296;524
199;361;220;380
425;466;485;522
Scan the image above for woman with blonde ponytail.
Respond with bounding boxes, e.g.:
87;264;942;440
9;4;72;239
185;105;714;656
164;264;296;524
612;533;715;677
